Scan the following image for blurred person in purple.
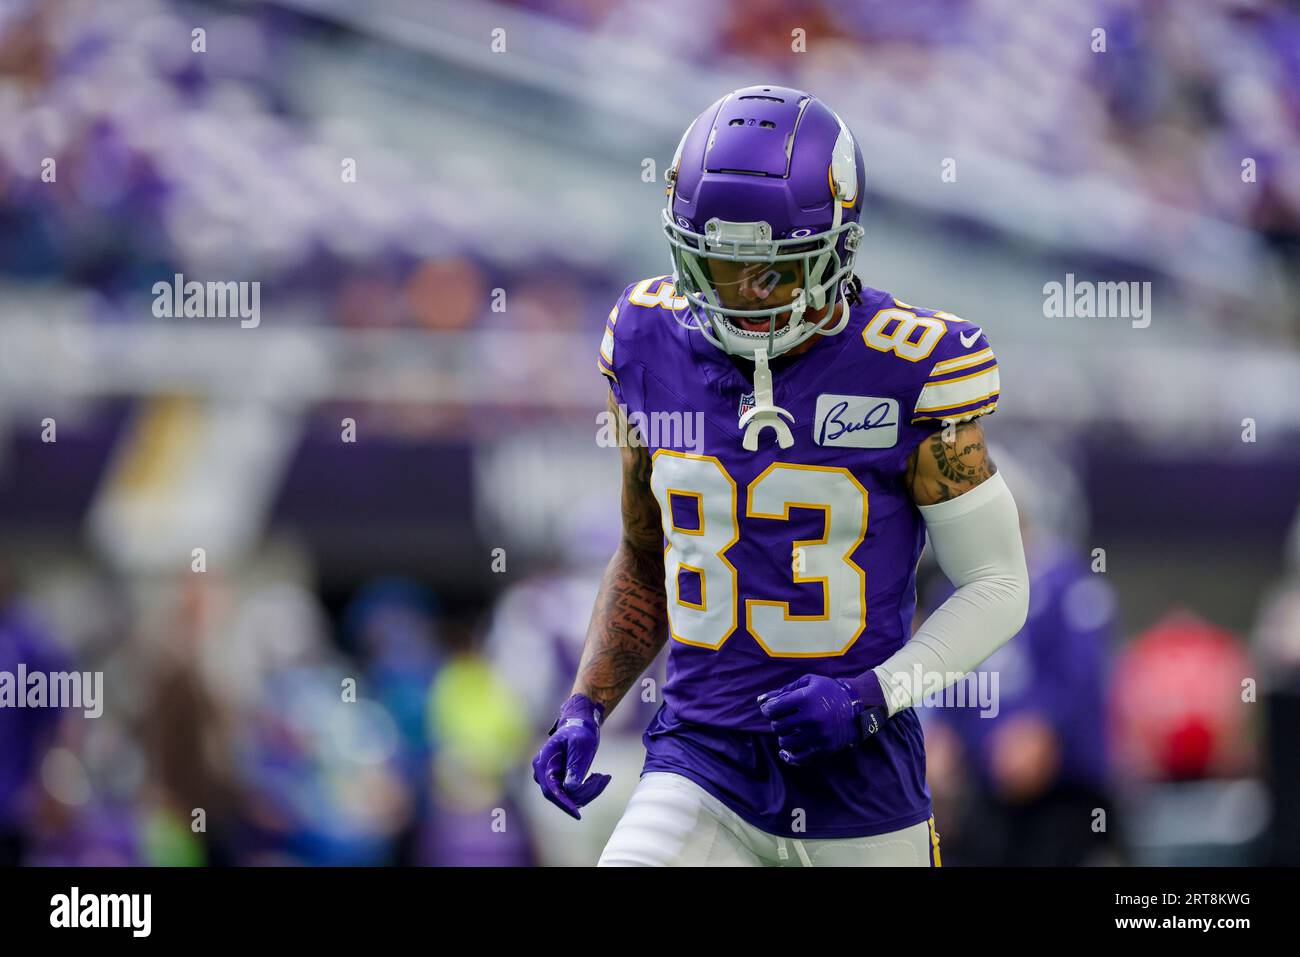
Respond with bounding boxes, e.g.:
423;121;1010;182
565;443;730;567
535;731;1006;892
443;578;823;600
0;578;70;865
921;445;1116;866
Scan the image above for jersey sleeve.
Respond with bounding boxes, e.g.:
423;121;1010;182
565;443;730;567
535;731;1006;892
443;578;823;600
910;320;1000;425
596;284;635;406
597;303;620;388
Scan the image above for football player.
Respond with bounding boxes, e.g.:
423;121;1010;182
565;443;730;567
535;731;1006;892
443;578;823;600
531;86;1030;866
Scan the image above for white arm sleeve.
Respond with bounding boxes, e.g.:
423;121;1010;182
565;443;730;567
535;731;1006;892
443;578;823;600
873;471;1030;716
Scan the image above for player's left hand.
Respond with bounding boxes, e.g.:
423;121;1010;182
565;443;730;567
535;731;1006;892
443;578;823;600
531;693;612;820
757;672;888;765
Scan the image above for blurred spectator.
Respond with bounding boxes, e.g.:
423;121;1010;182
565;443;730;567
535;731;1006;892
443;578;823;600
1111;612;1265;865
0;584;69;865
420;649;534;866
407;257;488;332
923;445;1116;866
923;537;1117;866
1111;612;1255;782
1250;504;1300;865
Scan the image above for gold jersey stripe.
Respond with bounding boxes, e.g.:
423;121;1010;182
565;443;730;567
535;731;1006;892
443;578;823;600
931;347;994;375
912;399;998;423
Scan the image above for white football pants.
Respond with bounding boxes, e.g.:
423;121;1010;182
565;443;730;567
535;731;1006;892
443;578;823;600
598;772;940;867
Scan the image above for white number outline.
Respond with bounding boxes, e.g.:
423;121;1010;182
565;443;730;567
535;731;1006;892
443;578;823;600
652;453;870;658
628;277;687;310
744;463;869;658
653;451;739;649
862;306;948;362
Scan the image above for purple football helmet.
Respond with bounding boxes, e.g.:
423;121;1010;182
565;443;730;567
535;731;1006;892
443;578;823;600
664;86;866;359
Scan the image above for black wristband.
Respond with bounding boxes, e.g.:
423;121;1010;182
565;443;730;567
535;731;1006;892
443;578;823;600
857;705;886;741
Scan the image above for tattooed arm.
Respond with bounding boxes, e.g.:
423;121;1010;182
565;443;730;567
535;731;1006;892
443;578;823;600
865;416;1029;716
571;390;669;715
531;392;667;818
906;419;997;506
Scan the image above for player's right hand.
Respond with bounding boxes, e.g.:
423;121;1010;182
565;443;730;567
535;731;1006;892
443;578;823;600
531;693;611;820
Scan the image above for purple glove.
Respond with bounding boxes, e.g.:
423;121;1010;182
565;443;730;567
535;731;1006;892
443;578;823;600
757;672;889;766
531;693;612;820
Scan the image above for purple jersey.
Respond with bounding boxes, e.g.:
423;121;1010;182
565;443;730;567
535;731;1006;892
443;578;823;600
597;276;1001;837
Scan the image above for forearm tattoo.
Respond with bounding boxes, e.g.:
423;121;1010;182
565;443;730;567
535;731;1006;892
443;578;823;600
573;396;668;713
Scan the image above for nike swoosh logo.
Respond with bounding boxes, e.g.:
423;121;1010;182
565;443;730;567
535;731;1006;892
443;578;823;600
959;328;982;348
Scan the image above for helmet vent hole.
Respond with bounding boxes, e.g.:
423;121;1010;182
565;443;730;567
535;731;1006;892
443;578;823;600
738;94;784;103
760;120;776;129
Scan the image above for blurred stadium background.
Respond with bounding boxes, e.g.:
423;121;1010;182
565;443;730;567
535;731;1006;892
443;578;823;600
0;0;1298;866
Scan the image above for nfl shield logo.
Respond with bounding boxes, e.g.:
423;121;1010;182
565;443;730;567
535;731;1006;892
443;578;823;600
738;392;756;420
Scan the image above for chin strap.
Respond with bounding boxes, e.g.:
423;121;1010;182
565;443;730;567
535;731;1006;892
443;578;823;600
805;201;842;310
739;345;794;450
